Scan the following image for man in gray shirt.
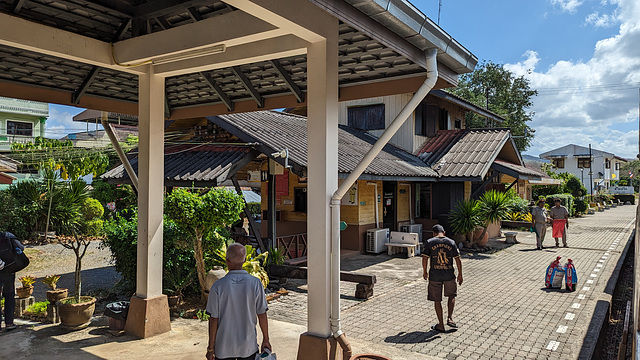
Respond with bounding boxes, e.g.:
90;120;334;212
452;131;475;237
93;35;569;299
531;199;551;250
206;243;271;360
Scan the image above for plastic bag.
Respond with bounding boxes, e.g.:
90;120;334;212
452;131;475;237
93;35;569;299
565;259;577;292
105;301;130;321
256;349;277;360
545;256;565;289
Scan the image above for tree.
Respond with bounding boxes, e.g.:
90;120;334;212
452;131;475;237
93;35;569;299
620;160;640;191
165;188;245;299
450;61;538;151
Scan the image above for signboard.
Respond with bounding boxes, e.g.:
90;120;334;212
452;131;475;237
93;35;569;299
609;186;634;195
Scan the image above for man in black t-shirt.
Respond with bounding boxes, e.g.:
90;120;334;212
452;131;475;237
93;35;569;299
421;224;463;332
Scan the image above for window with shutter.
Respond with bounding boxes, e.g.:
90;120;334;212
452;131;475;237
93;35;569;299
347;104;385;130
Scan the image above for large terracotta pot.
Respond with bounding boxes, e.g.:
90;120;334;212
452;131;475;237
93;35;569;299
46;288;68;303
205;266;227;290
57;296;96;329
167;295;181;307
16;286;33;298
473;227;489;247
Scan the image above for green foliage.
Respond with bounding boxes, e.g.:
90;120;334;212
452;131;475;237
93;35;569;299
19;275;36;288
196;309;210;321
477;190;512;226
42;274;61;290
210;244;270;288
90;180;137;217
102;209;200;294
265;246;286;268
165;188;245;296
0;189;28;240
84;219;104;237
545;194;575;217
10;137;110;180
25;301;49;317
449;199;481;237
82;198;104;221
613;194;635;205
574;198;588;214
450;61;538;151
246;202;261;217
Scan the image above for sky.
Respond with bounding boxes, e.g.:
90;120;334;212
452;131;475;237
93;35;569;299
46;0;640;158
413;0;640;158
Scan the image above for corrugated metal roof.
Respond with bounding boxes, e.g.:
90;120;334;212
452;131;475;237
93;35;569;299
101;144;256;186
493;159;544;178
208;111;438;179
417;129;511;179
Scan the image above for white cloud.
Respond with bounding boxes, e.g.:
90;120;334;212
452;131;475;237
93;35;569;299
44;106;88;139
550;0;584;13
585;11;618;27
508;0;640;158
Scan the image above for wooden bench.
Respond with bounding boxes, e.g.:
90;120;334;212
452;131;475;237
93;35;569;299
268;264;377;299
608;200;617;208
601;202;611;210
385;231;420;258
591;202;604;212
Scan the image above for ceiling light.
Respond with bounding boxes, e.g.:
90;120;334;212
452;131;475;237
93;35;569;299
152;44;226;65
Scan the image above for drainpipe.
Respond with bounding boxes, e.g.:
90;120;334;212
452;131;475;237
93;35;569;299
366;182;379;227
329;48;438;358
101;111;139;191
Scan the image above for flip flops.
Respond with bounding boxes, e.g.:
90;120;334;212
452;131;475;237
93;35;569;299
447;320;458;328
431;324;446;333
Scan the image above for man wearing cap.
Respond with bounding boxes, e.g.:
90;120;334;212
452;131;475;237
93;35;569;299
531;199;551;250
550;198;569;247
421;224;463;332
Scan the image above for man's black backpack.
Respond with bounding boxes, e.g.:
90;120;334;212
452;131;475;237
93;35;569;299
0;232;29;274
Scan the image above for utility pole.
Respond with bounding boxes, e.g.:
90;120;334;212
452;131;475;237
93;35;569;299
589;144;593;196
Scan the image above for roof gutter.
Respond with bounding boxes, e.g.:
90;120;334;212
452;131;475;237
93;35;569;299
101;111;138;191
328;48;438;358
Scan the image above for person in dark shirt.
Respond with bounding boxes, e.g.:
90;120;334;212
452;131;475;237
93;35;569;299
421;224;463;332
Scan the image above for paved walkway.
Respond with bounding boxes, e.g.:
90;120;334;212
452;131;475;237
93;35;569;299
268;203;635;359
0;204;634;359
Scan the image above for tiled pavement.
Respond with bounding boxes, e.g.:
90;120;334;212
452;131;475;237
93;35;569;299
268;204;636;359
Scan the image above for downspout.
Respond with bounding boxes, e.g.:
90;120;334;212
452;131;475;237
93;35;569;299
329;48;438;358
366;182;379;227
101;111;139;191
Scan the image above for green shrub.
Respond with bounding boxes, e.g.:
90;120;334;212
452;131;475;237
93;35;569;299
25;301;49;317
545;194;574;217
102;209;201;295
85;219;104;237
574;198;588;214
246;202;261;217
613;194;635;205
82;198;104;221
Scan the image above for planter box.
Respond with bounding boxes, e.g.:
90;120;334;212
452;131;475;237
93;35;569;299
501;220;532;229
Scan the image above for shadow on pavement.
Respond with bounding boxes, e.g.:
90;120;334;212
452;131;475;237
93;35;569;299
384;330;446;344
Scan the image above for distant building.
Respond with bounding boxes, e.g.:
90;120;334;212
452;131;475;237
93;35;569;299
60;124;138;149
0;97;48;151
539;144;627;193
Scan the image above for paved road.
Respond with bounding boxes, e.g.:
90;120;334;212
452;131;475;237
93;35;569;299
268;204;636;359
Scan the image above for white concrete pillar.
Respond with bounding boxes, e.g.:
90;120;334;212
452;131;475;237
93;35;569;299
306;18;339;338
136;64;165;298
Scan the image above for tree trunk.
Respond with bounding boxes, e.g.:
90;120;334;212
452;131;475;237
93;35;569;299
193;230;208;302
75;256;81;303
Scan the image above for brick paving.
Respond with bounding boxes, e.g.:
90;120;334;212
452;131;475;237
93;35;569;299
268;204;636;359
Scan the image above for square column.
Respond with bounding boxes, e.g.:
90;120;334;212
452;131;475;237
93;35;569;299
125;64;170;338
305;19;339;338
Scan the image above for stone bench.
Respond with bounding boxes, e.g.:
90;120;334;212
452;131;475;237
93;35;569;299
385;231;420;258
504;232;518;244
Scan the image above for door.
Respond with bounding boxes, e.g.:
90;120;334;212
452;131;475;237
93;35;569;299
382;182;397;230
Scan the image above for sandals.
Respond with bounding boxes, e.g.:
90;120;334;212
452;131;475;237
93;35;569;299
5;324;16;331
431;324;446;333
447;320;458;328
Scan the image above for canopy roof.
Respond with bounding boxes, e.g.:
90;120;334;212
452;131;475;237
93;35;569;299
0;0;476;119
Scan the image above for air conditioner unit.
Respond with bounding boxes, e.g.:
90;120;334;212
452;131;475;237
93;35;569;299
400;224;423;242
366;228;389;254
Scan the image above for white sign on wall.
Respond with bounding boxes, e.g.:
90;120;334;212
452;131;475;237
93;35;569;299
341;183;358;206
609;186;634;195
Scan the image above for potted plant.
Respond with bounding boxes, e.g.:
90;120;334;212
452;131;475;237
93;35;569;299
449;199;481;246
473;190;512;246
57;233;96;329
164;266;195;307
42;274;68;303
17;275;36;298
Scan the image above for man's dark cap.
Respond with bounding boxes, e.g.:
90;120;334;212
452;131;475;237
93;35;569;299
432;224;445;234
538;198;545;203
554;198;561;202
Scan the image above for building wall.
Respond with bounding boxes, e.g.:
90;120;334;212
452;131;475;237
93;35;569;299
339;93;467;154
546;147;624;192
